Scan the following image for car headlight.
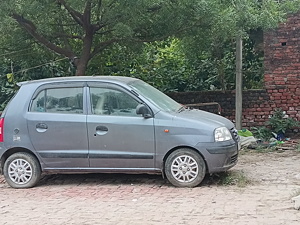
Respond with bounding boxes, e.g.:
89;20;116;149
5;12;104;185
214;127;232;142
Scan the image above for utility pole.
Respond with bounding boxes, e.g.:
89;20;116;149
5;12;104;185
235;35;243;130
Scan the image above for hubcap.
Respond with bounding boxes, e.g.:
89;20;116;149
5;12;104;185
171;155;199;183
8;159;33;185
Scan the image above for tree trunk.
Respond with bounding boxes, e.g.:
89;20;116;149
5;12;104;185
235;36;243;130
75;29;93;76
75;59;88;76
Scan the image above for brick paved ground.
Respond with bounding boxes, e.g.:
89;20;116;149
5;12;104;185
0;151;300;225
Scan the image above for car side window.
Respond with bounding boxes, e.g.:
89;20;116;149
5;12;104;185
90;87;140;117
31;87;83;114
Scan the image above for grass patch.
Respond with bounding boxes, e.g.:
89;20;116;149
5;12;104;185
208;170;251;187
254;145;277;153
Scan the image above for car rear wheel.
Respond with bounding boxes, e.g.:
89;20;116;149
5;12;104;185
3;152;41;188
165;148;206;187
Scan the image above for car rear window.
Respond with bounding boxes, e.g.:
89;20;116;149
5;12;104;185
30;87;83;114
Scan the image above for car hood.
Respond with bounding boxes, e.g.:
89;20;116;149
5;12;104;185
172;109;234;129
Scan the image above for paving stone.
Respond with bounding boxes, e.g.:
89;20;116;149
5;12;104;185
0;151;300;224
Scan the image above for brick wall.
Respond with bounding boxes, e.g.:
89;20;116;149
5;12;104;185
168;89;271;128
264;11;300;121
168;11;300;129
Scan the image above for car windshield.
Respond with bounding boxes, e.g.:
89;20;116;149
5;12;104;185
129;80;182;112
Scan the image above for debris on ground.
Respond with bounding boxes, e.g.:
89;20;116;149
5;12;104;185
238;129;257;148
239;136;257;148
238;129;300;151
292;195;300;210
275;139;299;151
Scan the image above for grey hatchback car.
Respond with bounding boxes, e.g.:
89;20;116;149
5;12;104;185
0;76;240;188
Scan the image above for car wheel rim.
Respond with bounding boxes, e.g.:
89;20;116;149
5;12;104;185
171;155;199;183
8;159;33;185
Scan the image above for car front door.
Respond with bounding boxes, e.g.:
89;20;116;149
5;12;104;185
87;84;155;170
27;83;89;169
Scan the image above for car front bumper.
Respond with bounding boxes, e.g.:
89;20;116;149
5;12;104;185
195;140;240;174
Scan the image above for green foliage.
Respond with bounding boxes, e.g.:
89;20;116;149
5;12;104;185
112;39;193;92
1;0;300;109
0;78;16;111
250;126;272;141
128;39;195;92
91;36;264;92
0;44;70;111
196;36;264;91
266;108;299;134
0;0;213;75
251;108;300;141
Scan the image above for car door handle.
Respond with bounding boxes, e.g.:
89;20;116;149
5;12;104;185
36;123;48;133
96;126;108;132
95;125;108;136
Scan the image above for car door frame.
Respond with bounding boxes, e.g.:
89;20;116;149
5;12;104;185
86;81;156;171
26;81;90;170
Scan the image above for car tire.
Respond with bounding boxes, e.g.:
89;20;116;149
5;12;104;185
165;148;206;187
3;152;41;188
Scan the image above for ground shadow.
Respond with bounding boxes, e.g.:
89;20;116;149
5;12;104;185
37;170;243;188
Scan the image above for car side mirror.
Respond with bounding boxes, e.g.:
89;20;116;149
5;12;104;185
136;104;152;118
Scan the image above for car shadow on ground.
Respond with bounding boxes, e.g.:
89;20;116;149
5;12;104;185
38;173;169;187
37;171;239;188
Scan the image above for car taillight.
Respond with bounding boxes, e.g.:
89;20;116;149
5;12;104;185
0;118;4;142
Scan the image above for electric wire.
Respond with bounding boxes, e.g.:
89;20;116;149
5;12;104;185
10;57;69;75
0;48;32;57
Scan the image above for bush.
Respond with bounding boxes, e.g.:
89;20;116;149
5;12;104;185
266;108;299;135
250;108;299;141
250;126;272;141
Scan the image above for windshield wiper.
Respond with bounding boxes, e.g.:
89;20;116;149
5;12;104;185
177;106;186;113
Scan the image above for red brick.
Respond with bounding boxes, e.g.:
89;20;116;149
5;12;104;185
287;111;297;115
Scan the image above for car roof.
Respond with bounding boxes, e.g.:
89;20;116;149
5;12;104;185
17;76;140;87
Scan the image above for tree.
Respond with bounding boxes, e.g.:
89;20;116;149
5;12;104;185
1;0;300;119
0;0;214;76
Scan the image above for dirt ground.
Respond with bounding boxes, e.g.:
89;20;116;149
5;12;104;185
235;150;300;186
0;149;300;225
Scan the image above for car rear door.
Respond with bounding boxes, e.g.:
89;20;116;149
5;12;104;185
86;82;155;170
26;82;89;169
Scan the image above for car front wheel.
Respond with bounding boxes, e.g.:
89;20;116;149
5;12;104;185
165;148;206;187
3;152;41;188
